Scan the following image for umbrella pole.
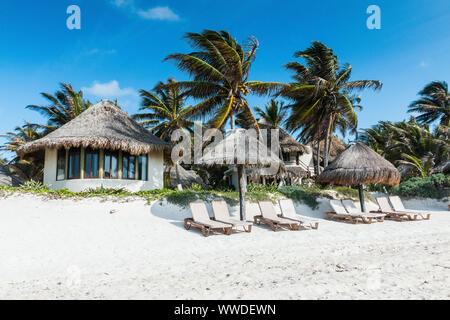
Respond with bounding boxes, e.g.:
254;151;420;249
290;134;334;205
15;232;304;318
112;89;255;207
237;165;246;221
358;185;366;212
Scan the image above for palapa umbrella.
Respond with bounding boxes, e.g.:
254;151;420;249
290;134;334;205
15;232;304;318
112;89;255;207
317;141;400;212
198;129;282;221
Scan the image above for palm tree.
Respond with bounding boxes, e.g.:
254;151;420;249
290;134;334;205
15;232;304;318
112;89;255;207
360;118;449;177
0;124;42;162
408;81;449;126
164;30;287;131
281;41;382;169
398;153;434;178
254;99;287;128
133;79;196;139
0;123;43;181
27;83;92;132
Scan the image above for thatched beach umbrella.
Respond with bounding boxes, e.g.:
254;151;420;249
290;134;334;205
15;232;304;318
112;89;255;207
317;141;400;212
165;163;205;189
198;129;282;221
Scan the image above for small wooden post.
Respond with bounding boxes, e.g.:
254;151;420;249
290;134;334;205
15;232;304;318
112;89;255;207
358;185;366;212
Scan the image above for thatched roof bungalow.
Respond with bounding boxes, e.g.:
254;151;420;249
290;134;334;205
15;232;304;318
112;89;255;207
18;100;171;192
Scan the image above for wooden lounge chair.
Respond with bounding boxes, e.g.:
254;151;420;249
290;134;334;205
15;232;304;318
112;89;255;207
254;201;300;231
373;197;418;221
211;200;252;232
326;200;378;224
278;198;319;230
184;202;233;237
341;200;386;222
388;196;431;220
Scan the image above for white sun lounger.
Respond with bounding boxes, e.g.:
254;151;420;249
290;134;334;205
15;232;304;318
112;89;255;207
254;201;300;231
388;196;431;220
374;197;419;221
184;202;233;237
326;200;383;224
341;200;386;221
211;200;252;232
278;199;319;230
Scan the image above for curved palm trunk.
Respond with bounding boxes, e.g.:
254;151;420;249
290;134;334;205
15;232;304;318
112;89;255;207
230;109;235;129
316;138;321;175
323;114;333;168
237;165;246;221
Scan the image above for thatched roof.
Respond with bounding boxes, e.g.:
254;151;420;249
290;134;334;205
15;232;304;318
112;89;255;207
258;123;309;154
317;142;401;186
198;129;282;168
165;163;205;188
18;100;171;158
309;135;347;162
0;163;24;187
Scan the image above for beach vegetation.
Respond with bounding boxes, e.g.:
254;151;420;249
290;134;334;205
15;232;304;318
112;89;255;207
392;174;450;200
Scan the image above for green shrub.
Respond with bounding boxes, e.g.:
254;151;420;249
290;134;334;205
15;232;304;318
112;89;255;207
392;174;450;199
278;186;320;210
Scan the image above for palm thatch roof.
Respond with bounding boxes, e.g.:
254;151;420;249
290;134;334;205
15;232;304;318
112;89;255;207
0;163;24;187
317;142;401;186
198;129;282;168
165;163;205;188
18;100;170;159
309;135;347;162
258;123;309;154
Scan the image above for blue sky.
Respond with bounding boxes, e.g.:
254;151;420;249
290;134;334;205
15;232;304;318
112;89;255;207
0;0;449;156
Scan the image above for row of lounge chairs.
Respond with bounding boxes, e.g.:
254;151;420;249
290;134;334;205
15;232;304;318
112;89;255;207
184;199;319;237
374;196;431;221
326;199;386;224
185;196;431;236
325;196;431;224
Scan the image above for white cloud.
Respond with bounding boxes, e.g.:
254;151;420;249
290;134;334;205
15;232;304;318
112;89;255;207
111;0;133;7
82;81;137;97
419;61;429;68
137;6;179;21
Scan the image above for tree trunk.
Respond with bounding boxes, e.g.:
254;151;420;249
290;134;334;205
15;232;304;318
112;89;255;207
230;109;235;130
323;114;333;168
237;165;246;221
316;138;321;175
327;134;333;161
358;185;366;212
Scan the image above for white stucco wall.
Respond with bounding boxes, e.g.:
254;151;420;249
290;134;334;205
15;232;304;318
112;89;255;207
43;148;164;192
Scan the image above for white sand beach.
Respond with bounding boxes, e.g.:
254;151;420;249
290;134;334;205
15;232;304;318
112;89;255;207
0;194;449;300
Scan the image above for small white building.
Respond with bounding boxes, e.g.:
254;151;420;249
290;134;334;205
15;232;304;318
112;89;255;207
18;100;171;192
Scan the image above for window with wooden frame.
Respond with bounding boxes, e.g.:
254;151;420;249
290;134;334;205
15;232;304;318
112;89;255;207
67;147;81;179
104;150;119;179
84;148;99;178
122;153;136;179
138;154;148;181
56;149;66;181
